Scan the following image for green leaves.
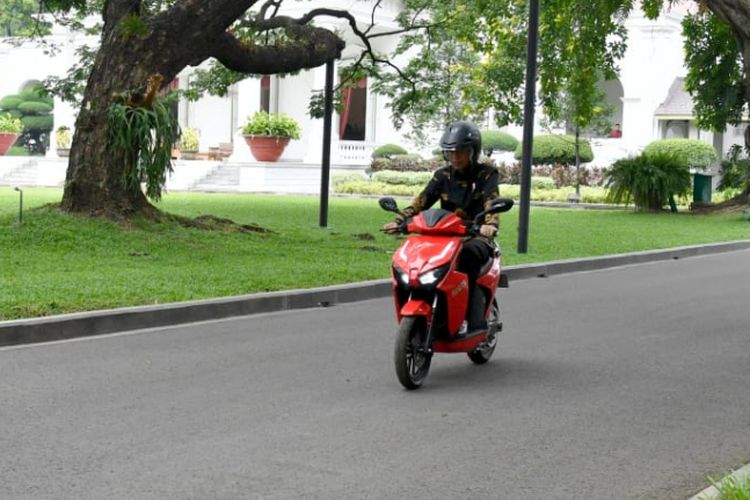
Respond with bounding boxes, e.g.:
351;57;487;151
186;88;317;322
605;152;692;211
106;93;179;201
682;12;747;132
0;113;24;134
513;134;594;166
241;112;301;139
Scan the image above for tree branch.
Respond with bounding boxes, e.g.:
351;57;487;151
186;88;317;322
209;30;344;75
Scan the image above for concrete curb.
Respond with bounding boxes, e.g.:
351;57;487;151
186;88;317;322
688;463;750;499
2;240;750;347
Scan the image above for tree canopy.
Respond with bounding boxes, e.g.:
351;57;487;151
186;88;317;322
22;0;750;217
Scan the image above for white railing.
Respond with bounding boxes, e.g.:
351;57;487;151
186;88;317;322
337;141;377;165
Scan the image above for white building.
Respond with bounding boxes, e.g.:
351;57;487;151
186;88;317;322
0;4;747;190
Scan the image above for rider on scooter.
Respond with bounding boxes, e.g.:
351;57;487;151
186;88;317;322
383;121;500;335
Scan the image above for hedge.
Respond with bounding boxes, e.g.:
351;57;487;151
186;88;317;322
17;101;53;115
481;130;519;153
372;170;434;186
18;88;52;105
0;96;23;111
642;139;717;170
372;143;408;159
21;115;54;131
370;157;442;172
514;134;594;165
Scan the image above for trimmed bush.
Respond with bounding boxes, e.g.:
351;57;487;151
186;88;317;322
481;130;518;154
0;96;23;111
18;88;53;105
370;156;442;172
391;153;422;161
21;115;54;131
605;153;691;211
372;143;408;159
372;170;434;186
531;176;555;190
642;139;717;170
514;134;594;165
17;101;53;115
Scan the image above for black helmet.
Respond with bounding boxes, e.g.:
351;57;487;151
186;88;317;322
439;121;482;163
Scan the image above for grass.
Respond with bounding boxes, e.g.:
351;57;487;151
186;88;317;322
1;187;749;320
705;473;750;499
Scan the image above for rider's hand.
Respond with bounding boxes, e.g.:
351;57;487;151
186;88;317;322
479;224;497;238
383;222;401;234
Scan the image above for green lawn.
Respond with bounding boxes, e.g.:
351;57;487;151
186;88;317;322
1;187;748;320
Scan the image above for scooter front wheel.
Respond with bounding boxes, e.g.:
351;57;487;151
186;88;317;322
394;316;432;390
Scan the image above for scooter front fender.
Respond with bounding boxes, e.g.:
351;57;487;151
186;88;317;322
399;299;432;319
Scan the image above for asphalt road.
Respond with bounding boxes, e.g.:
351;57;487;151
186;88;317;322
2;250;750;499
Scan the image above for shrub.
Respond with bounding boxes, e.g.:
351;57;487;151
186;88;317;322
370;156;442;172
55;126;71;148
0;96;23;111
372;143;408;159
531;176;555;190
717;145;749;191
21;115;54;131
242;112;301;139
17;101;53;115
372;170;434;186
514;134;594;165
642;138;717;170
18;88;53;105
391;153;422;161
0;113;23;134
605;153;691;211
180;127;200;152
481;130;518;154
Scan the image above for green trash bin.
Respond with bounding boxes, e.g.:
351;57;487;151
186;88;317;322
693;173;712;205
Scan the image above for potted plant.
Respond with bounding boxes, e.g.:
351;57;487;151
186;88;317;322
242;112;301;162
56;125;72;157
180;127;200;160
0;112;23;156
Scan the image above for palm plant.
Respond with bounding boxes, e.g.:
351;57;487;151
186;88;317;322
605;152;691;212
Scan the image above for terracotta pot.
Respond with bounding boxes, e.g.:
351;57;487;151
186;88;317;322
0;133;19;155
244;135;290;162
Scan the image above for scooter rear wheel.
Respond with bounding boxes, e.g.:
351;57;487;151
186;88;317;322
394;317;432;389
467;300;499;364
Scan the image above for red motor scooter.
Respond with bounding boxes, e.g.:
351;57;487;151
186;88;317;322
380;197;514;389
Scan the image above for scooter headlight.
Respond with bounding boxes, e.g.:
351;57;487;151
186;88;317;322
418;264;450;287
392;264;409;287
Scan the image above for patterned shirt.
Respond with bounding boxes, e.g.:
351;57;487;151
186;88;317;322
400;162;500;227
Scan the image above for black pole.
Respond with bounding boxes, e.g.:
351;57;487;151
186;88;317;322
14;187;23;225
517;0;540;254
319;59;335;228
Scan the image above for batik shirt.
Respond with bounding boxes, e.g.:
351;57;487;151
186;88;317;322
398;162;500;228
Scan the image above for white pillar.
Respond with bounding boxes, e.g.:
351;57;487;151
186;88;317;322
230;78;262;162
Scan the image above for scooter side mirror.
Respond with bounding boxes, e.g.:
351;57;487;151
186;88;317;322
379;197;400;213
473;198;514;223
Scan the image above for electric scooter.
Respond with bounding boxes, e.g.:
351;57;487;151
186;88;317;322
380;196;514;389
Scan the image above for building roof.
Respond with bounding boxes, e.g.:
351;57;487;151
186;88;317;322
654;77;694;119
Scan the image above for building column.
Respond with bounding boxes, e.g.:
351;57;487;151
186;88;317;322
230;78;262;162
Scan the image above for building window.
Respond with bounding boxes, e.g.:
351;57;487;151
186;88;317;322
260;76;270;113
339;77;367;141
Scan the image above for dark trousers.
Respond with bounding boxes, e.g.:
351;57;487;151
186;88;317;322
457;238;492;281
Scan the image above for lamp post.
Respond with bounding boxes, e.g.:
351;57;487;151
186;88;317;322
14;186;23;225
517;0;540;254
319;58;335;228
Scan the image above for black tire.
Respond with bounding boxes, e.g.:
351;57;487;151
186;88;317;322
394;317;432;389
467;300;499;364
